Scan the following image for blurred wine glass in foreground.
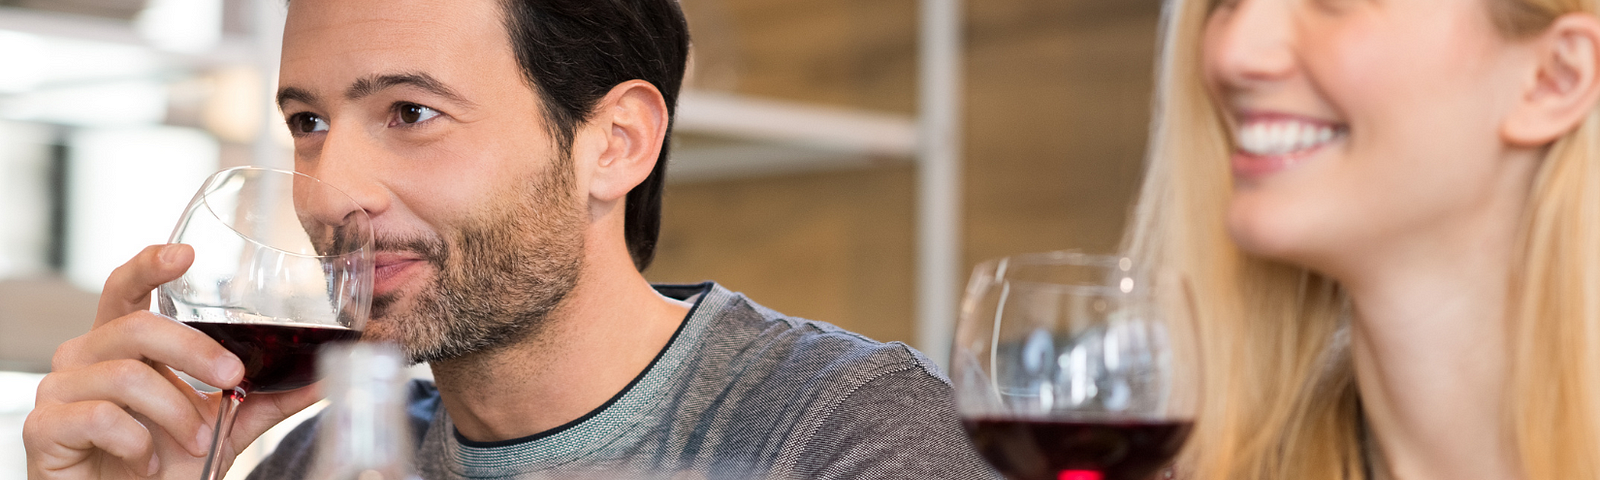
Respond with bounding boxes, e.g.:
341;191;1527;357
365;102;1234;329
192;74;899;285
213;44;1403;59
952;252;1199;480
157;166;373;480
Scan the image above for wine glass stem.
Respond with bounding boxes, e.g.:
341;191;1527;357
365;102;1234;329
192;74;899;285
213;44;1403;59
200;388;245;480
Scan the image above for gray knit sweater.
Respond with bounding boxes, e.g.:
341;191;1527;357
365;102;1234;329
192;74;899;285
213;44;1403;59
246;282;999;479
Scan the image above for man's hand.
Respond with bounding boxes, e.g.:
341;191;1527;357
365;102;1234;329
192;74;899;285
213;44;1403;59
23;244;324;479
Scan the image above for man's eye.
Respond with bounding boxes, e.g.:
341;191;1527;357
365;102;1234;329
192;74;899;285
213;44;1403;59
287;113;328;134
395;103;441;125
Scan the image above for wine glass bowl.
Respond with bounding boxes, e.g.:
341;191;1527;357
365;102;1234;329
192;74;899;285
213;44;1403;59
159;167;372;334
952;252;1198;480
156;166;373;479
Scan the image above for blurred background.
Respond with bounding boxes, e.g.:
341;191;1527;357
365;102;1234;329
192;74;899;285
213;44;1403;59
0;0;1160;477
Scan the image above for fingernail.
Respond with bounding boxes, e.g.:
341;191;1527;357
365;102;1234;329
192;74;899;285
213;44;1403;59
147;454;161;476
159;244;179;264
196;424;213;453
217;361;241;384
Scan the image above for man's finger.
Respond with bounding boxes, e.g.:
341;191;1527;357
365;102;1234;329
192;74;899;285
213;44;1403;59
54;312;243;389
96;244;193;327
37;359;213;456
23;401;159;477
233;382;325;445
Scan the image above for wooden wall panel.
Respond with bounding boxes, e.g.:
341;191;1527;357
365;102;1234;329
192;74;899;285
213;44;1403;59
648;166;916;344
651;0;1163;349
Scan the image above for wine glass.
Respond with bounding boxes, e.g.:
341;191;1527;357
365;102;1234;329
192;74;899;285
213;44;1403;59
951;252;1199;480
156;166;373;480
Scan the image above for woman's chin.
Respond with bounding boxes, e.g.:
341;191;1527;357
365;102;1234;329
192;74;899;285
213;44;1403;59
1226;199;1324;268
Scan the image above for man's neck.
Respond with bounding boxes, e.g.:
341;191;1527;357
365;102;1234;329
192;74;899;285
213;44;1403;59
427;253;691;443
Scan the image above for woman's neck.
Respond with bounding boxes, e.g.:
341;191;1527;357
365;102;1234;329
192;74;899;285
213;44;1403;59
1347;259;1513;480
1337;151;1540;480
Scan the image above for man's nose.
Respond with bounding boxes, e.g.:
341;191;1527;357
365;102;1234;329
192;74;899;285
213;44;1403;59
299;124;392;226
293;170;373;255
1205;0;1297;90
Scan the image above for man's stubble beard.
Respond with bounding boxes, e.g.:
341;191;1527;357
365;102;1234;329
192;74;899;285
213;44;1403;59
366;157;585;365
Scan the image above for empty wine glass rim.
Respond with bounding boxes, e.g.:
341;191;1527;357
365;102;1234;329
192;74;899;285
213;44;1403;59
980;251;1130;269
997;279;1143;296
195;166;373;260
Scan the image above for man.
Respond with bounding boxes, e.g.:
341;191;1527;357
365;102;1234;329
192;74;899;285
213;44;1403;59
23;0;997;479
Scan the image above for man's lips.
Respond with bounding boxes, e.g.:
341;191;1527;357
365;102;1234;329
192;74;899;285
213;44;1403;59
373;253;426;296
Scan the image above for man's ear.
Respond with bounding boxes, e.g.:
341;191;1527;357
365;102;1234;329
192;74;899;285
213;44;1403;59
588;80;669;202
1503;13;1600;147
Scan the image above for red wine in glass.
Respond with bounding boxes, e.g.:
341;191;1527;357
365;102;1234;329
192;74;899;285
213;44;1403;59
160;167;374;480
184;321;361;393
962;417;1192;480
952;254;1201;480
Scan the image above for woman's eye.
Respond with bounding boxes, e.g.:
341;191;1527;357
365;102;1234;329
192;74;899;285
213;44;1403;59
395;103;442;125
287;113;328;134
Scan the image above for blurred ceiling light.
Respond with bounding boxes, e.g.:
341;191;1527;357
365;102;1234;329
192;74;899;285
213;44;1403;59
0;81;167;126
203;66;263;143
0;30;47;93
0;30;161;93
41;37;161;85
135;0;223;54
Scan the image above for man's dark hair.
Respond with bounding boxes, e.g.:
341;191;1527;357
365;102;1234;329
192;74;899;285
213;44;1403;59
501;0;689;271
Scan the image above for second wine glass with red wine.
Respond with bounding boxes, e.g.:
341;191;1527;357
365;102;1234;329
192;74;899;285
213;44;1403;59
157;166;373;480
951;252;1199;480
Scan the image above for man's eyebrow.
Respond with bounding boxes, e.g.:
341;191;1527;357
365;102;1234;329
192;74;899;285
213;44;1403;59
276;86;318;111
345;72;474;106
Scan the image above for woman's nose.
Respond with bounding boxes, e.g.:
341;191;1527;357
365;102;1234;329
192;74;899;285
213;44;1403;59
1204;0;1298;89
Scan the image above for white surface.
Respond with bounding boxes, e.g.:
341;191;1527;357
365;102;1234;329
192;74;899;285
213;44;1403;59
0;30;46;93
0;28;172;127
0;6;252;68
65;126;217;292
135;0;223;54
0;122;53;279
0;23;166;92
2;81;169;126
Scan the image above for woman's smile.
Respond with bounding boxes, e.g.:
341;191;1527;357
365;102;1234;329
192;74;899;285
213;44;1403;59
1230;111;1348;180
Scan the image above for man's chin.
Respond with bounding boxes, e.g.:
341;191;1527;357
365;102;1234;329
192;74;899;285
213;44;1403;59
356;320;431;365
358;318;396;341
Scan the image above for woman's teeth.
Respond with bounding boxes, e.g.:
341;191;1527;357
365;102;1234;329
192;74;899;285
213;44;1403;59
1236;120;1340;156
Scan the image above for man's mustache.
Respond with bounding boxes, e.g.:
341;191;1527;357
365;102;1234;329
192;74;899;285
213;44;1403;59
375;235;450;269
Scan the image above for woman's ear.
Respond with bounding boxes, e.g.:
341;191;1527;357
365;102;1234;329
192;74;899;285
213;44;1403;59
1503;13;1600;147
587;80;669;202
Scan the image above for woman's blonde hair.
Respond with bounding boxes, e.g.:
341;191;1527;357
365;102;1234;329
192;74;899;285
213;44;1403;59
1125;0;1600;478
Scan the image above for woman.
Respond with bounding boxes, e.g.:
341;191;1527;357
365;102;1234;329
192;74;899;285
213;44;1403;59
1128;0;1600;478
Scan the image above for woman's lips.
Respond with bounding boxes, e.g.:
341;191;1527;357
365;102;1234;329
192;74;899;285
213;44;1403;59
1230;112;1347;181
373;254;426;296
1232;148;1327;180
